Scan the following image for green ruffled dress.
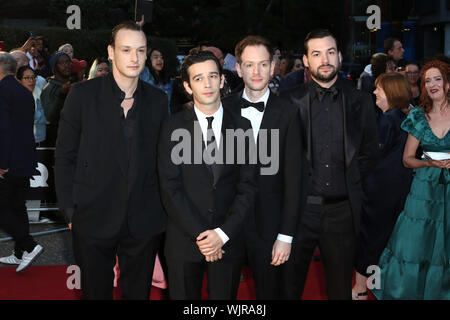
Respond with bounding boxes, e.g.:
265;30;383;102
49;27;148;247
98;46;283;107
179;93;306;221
372;107;450;300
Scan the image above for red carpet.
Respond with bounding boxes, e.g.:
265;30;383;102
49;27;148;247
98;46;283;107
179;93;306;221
0;261;375;300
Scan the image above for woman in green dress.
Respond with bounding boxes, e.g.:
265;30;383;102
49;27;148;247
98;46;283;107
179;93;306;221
373;60;450;300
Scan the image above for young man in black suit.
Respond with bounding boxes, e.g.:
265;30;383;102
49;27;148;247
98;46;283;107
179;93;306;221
158;50;258;299
280;29;380;300
0;52;43;272
54;21;168;299
222;36;303;299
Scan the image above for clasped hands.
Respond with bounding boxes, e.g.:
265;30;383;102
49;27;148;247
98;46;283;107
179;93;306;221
196;230;224;263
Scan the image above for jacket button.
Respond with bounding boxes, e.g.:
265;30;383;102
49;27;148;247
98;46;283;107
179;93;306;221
208;208;215;214
84;161;88;167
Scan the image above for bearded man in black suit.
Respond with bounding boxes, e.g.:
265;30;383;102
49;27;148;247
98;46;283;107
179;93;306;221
280;29;379;300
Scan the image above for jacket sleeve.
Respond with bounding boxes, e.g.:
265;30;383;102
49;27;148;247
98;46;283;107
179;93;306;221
0;86;11;170
279;105;303;237
358;92;381;179
54;85;82;222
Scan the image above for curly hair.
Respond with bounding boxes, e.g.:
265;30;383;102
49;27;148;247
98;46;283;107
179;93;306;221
419;60;450;113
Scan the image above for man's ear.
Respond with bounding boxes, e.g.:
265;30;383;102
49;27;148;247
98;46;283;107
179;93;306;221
339;52;343;64
236;62;243;78
183;80;193;95
302;54;309;69
107;45;114;63
219;74;225;89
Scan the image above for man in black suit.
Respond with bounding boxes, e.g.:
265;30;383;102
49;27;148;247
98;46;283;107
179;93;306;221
0;52;43;272
222;35;303;299
280;29;379;300
54;22;168;299
158;50;257;299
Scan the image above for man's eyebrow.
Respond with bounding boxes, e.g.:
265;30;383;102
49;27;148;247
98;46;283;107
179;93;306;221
192;71;219;78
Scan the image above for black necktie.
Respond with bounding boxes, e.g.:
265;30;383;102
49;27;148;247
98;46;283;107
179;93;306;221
205;116;217;159
316;86;339;102
205;116;220;180
240;98;265;112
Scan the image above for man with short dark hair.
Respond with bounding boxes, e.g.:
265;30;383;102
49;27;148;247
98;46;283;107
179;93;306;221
0;52;43;272
222;35;303;299
383;37;407;69
158;50;257;299
281;29;379;300
55;21;168;299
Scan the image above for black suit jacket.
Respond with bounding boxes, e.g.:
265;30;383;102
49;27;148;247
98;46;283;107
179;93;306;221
222;91;303;241
281;78;380;233
55;73;168;239
158;107;258;262
0;75;37;177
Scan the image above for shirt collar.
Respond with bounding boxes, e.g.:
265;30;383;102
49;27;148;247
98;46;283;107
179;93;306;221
241;88;270;106
193;104;223;122
108;72;141;103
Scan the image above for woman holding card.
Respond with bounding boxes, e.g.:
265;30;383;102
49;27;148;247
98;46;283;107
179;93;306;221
373;60;450;300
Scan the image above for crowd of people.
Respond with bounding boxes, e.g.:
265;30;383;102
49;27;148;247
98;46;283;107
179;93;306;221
0;20;449;300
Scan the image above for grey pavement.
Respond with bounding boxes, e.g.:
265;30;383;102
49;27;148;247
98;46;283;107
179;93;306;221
0;211;76;267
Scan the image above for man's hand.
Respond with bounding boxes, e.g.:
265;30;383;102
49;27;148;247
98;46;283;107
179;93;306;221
196;230;224;256
270;239;291;266
136;14;145;27
21;37;35;52
60;81;72;96
0;168;9;179
205;249;225;262
68;223;72;230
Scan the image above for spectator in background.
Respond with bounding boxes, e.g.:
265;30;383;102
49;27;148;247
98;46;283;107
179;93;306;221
41;51;72;146
10;50;47;92
58;43;74;59
352;73;413;300
140;48;173;114
405;62;421;106
0;52;44;272
88;57;110;80
202;45;243;95
70;58;88;83
384;38;406;68
17;66;47;145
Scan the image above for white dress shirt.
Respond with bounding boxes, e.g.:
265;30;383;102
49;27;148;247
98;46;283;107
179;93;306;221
193;104;229;245
241;88;293;244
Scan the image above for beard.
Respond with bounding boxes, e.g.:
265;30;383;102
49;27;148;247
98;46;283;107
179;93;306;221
310;62;341;83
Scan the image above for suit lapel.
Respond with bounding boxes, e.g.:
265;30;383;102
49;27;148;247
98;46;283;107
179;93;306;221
184;108;212;178
295;86;312;167
97;82;128;179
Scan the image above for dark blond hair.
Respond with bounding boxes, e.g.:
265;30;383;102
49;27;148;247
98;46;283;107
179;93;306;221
375;72;411;110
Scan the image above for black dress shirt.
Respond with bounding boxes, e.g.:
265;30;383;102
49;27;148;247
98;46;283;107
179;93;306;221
309;79;348;198
109;73;140;169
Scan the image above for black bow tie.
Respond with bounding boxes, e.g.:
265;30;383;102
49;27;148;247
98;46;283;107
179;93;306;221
316;86;339;102
240;98;265;112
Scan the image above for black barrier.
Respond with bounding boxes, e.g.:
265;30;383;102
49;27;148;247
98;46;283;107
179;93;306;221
28;147;58;205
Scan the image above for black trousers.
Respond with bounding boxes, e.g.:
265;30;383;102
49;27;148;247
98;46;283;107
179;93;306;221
245;229;283;300
72;222;161;300
282;199;355;300
166;257;243;300
0;174;36;257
